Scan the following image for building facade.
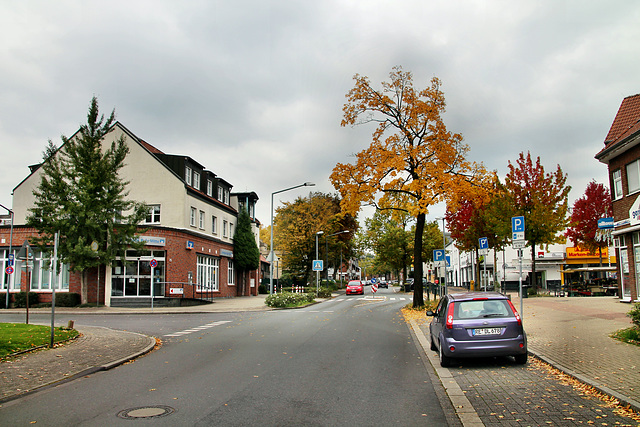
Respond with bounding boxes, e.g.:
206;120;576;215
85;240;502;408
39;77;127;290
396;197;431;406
596;93;640;302
1;122;261;307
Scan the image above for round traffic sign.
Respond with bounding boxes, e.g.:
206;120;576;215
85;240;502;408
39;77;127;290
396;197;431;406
5;266;14;275
150;259;158;268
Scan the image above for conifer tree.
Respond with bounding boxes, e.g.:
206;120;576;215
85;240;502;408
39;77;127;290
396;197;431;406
27;97;148;303
233;208;260;295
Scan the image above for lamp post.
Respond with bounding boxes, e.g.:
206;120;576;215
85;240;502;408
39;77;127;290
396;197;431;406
315;231;324;293
0;203;13;309
269;182;315;294
324;230;349;281
436;217;447;296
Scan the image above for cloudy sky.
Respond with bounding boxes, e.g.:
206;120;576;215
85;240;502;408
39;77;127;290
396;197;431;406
2;0;639;228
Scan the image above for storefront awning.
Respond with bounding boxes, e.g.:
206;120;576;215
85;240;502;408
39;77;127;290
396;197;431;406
561;266;617;274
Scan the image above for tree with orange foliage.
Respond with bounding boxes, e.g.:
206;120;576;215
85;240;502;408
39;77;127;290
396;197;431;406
330;67;484;307
565;181;612;265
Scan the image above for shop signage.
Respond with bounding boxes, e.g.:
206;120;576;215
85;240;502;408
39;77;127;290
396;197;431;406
186;240;194;250
567;247;609;258
169;288;184;295
138;235;166;246
630;197;640;226
220;249;233;258
597;217;614;229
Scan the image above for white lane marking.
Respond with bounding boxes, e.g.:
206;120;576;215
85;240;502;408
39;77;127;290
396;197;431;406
164;320;232;337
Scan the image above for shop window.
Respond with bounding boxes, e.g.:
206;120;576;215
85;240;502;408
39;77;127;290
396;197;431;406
197;255;219;291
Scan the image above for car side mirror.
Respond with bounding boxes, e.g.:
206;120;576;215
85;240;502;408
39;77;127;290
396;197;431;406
426;310;435;317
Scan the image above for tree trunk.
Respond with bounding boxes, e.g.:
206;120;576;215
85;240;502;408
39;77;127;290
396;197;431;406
80;269;88;304
412;213;425;307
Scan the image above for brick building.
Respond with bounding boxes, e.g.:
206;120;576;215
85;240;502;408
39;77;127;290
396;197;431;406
1;122;260;307
595;93;640;302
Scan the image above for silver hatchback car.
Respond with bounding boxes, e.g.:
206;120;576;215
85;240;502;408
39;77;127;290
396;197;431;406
426;292;527;367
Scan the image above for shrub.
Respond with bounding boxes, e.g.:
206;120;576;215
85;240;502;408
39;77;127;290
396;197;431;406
0;293;5;309
258;284;268;294
316;287;332;298
265;291;315;308
13;292;39;308
628;302;640;329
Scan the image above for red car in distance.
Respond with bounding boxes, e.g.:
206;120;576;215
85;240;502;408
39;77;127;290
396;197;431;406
346;280;364;295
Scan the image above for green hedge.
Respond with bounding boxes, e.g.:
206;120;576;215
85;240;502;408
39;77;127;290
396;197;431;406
629;302;640;329
54;293;81;307
13;292;39;308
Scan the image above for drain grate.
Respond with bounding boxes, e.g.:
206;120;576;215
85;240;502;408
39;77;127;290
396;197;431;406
117;405;176;419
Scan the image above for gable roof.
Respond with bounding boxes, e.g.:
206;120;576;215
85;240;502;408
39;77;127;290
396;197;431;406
595;94;640;163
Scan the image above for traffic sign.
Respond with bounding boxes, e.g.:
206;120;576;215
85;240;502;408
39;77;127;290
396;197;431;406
512;216;525;241
8;254;14;266
5;266;13;275
513;240;526;249
479;237;488;249
150;259;158;268
371;283;378;293
433;249;445;262
312;260;323;271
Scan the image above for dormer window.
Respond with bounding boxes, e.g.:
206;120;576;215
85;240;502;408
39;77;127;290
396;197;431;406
185;166;192;186
207;179;213;196
193;171;200;190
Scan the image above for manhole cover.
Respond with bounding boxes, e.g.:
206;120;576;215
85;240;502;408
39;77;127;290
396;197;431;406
117;405;175;419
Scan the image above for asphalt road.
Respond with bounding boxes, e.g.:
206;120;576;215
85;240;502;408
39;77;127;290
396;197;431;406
0;288;456;426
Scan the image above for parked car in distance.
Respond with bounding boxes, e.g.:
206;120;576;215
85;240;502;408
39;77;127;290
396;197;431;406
426;292;527;367
378;279;388;289
346;280;364;295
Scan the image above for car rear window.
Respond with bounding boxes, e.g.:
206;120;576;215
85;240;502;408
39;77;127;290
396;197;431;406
453;299;513;320
348;282;361;286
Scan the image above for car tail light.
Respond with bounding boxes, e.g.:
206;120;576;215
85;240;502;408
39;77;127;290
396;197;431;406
445;302;455;329
507;300;522;326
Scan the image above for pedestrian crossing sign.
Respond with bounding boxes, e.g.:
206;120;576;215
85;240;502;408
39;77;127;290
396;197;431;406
313;260;323;271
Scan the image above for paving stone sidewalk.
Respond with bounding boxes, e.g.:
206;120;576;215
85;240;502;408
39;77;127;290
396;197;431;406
0;326;155;402
521;296;639;410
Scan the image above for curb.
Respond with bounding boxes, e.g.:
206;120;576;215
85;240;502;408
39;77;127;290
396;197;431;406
409;318;484;427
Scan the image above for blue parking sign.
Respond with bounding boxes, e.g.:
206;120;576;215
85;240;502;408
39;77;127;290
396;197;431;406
512;216;525;241
479;237;488;249
433;249;444;262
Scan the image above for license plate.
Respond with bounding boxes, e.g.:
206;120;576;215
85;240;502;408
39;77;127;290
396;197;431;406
473;328;502;336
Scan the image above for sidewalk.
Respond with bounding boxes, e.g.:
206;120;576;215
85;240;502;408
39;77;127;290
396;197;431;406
518;295;640;410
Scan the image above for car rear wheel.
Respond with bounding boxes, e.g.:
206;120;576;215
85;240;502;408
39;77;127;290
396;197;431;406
439;343;452;367
514;353;528;364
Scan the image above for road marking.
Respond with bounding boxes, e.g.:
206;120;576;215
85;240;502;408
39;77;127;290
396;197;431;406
164;320;232;337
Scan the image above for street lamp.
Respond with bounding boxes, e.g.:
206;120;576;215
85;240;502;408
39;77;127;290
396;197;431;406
0;203;13;309
436;217;447;296
269;182;315;294
315;231;324;293
325;230;350;281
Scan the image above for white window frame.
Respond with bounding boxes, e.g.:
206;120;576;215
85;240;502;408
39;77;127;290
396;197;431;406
185;166;192;186
11;249;70;291
229;222;234;238
212;215;217;234
207;180;213;197
190;207;197;227
223;220;228;237
199;210;205;229
197;255;219;291
145;204;161;224
228;259;235;285
626;160;640;194
613;169;623;200
193;171;200;190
